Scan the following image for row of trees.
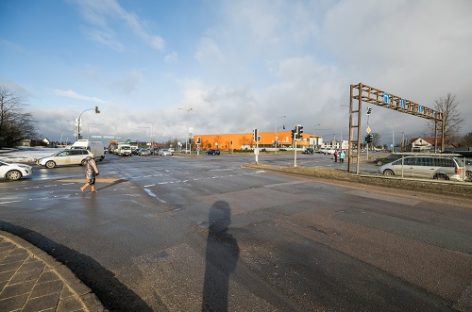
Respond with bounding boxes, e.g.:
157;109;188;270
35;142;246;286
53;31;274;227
0;87;36;148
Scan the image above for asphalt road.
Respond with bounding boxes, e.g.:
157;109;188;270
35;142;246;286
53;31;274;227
0;153;471;311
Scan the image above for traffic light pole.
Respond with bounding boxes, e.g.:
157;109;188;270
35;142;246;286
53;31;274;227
366;112;370;161
293;132;297;167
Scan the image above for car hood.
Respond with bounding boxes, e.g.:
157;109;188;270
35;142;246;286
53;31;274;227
6;163;32;169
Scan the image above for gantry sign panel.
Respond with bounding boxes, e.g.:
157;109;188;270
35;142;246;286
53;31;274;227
348;83;444;174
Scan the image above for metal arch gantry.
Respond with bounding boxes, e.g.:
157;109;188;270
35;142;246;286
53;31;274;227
347;83;444;174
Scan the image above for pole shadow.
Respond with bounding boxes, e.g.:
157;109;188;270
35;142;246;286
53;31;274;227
202;201;239;312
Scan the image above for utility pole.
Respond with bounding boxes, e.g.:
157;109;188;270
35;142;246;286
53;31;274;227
293;131;297;167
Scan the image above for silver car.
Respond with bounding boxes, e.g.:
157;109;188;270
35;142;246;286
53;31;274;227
379;155;465;181
158;149;173;156
38;149;93;169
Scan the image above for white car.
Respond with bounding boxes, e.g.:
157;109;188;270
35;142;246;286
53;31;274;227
0;160;33;181
320;148;335;155
37;149;93;168
158;149;173;156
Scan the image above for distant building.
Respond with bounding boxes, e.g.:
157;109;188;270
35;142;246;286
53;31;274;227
410;137;433;152
193;131;322;150
19;139;31;147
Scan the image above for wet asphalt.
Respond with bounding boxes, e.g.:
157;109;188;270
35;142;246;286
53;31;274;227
0;153;471;311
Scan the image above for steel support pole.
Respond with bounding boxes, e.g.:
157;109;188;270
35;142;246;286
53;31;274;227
347;84;353;173
356;83;362;174
441;120;445;153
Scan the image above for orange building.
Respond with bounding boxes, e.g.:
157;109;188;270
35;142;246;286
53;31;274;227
193;131;320;150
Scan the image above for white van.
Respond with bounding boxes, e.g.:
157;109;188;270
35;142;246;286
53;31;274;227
69;139;105;161
116;144;132;156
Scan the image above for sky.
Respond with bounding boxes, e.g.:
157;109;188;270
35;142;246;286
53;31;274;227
1;0;471;145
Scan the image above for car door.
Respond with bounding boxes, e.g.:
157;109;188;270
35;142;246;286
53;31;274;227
55;151;71;166
415;157;435;179
434;157;455;177
401;157;419;178
0;161;7;177
70;150;84;165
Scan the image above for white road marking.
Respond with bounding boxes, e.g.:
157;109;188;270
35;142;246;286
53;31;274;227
264;180;310;188
143;188;167;203
0;201;21;205
144;184;155;188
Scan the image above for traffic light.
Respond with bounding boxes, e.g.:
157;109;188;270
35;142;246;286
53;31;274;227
95;106;100;114
366;107;372;115
291;128;296;139
296;125;304;139
253;129;258;142
196;137;201;144
365;133;373;143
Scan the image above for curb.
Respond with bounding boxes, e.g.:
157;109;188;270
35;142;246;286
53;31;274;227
0;230;105;312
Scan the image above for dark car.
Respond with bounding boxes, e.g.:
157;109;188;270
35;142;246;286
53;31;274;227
303;148;314;154
207;149;221;155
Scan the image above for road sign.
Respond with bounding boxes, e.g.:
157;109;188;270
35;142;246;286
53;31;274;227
366;126;372;134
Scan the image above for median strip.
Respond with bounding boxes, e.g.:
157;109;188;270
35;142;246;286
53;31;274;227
243;163;472;199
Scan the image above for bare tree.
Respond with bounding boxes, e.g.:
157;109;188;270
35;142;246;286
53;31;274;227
460;132;472;147
431;93;463;145
0;86;36;148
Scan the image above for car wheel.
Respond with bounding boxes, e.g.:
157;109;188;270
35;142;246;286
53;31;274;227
466;171;472;181
383;169;394;177
6;170;22;181
434;174;449;180
45;160;56;169
81;159;87;166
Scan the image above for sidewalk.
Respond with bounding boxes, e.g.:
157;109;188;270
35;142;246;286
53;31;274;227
0;231;104;312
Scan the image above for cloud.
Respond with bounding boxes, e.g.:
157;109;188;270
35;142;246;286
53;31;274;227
195;37;225;64
72;0;165;52
53;89;106;104
30;1;472;143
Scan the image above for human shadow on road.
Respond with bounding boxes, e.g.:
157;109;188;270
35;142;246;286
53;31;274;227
202;201;240;312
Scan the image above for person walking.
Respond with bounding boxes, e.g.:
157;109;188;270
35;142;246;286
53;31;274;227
339;150;346;163
80;153;99;192
334;149;339;162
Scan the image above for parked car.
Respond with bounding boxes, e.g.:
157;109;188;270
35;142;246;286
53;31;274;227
37;149;93;169
0;160;32;181
207;149;221;155
374;154;403;166
379;155;465;181
138;148;151;156
303;148;314;154
158;149;173;156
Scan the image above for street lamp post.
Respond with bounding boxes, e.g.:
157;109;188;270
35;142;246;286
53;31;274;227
76;106;100;140
178;107;193;154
